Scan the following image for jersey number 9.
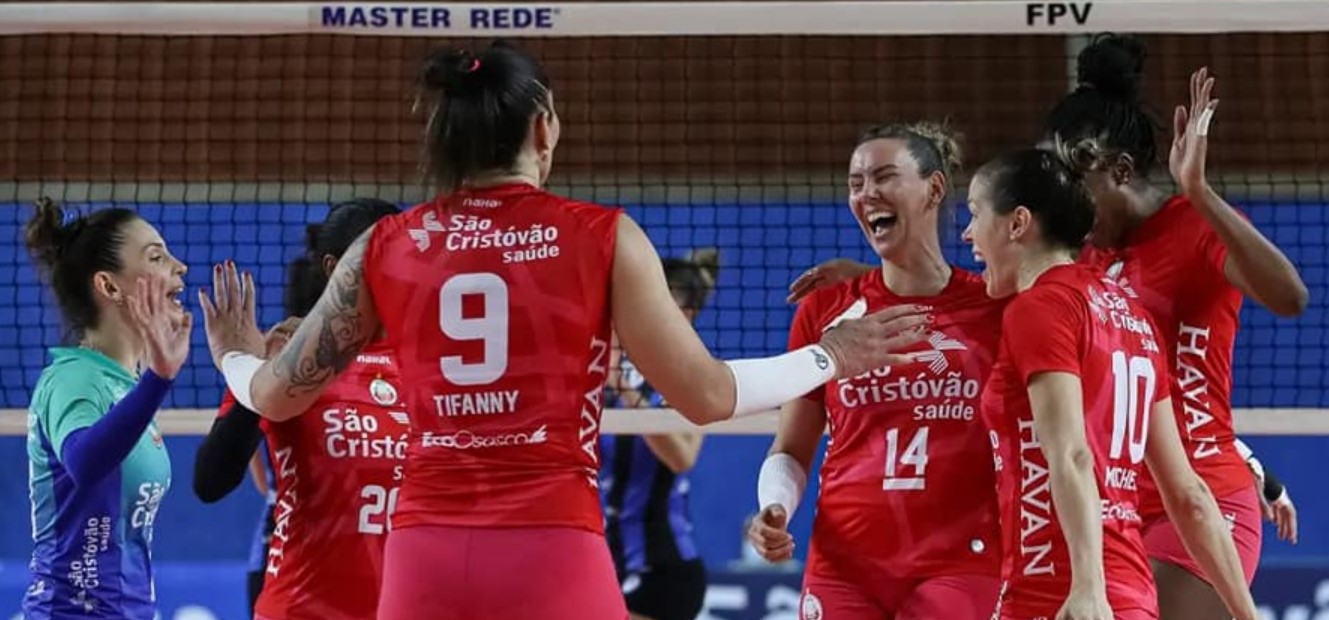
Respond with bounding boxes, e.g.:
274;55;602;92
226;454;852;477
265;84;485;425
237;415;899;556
439;273;510;386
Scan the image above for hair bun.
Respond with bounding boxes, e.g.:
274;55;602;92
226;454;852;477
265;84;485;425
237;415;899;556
1077;33;1147;101
906;121;964;181
422;48;482;96
24;197;74;274
685;247;720;288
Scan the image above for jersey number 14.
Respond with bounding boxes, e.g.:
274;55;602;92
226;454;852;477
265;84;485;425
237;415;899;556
883;426;929;491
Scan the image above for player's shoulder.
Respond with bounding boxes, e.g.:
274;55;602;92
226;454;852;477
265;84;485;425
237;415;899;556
1008;265;1093;316
795;269;877;328
34;348;119;398
1147;194;1244;239
29;349;124;426
536;192;625;231
539;191;618;213
361;200;429;249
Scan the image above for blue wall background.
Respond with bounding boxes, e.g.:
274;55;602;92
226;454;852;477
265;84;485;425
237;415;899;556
0;198;1326;618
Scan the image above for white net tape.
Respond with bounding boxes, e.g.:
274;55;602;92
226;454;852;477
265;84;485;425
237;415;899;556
0;407;1324;436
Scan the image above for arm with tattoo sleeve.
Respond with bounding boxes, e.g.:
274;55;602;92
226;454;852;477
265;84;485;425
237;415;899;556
251;230;381;420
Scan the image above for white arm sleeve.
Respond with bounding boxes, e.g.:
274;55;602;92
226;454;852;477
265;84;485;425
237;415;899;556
757;453;808;519
220;351;264;413
723;345;837;418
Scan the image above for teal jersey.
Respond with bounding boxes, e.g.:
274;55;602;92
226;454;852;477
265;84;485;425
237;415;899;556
24;347;171;620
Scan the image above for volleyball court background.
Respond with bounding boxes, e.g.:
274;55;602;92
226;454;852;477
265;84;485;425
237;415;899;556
0;2;1327;618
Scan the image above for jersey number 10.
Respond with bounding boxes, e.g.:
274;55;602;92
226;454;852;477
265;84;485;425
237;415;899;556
439;273;510;386
1110;350;1156;464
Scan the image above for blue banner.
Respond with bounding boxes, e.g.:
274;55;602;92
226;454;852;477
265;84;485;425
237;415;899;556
1;562;1326;620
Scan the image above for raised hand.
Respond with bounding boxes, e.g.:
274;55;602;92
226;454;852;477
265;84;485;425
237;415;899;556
817;304;930;378
199;260;265;370
1169;66;1219;196
125;277;194;379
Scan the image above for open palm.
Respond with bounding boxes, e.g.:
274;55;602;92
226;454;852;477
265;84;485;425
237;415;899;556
125;277;193;379
1168;66;1219;195
198;260;265;370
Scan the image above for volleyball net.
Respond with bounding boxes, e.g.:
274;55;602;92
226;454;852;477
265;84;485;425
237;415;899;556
0;1;1326;436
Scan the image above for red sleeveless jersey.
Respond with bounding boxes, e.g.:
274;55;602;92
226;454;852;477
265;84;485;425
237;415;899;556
788;268;1005;580
215;343;409;620
363;183;620;534
1080;195;1249;517
983;264;1167;619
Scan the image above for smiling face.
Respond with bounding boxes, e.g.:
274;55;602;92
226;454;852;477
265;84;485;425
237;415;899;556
962;172;1024;299
94;218;188;323
847;138;944;263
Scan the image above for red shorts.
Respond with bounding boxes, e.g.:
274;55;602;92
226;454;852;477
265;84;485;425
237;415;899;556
375;525;627;620
801;570;1001;620
1143;485;1262;585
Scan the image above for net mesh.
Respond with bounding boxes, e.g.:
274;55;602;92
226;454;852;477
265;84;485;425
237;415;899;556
1;24;1327;415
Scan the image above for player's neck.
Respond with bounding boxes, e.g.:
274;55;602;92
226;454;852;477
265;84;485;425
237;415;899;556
465;160;543;190
1120;184;1171;233
466;172;540;189
1016;249;1075;293
880;244;951;297
79;324;141;375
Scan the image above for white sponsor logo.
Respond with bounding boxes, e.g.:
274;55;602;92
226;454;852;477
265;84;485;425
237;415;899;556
421;425;548;450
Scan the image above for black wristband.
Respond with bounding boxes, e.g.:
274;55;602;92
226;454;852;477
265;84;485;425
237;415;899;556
1263;469;1287;503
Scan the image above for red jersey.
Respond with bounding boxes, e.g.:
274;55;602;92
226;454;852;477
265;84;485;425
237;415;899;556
363;183;619;534
1080;195;1249;515
789;268;1005;580
216;343;409;620
983;263;1167;618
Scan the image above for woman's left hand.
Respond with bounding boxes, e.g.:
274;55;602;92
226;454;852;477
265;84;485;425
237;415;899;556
1168;66;1219;197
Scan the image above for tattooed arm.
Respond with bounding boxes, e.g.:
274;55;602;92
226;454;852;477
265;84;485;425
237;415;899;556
256;229;380;420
